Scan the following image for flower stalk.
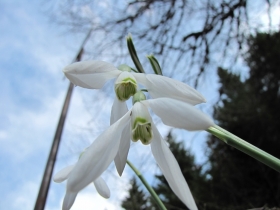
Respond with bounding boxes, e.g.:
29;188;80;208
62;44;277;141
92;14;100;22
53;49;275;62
207;125;280;172
126;160;167;210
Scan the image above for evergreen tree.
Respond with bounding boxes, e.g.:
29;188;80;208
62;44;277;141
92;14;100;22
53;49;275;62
121;133;209;210
121;177;154;210
206;32;280;209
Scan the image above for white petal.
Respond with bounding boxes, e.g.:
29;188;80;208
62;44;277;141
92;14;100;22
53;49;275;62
114;123;130;176
64;60;117;74
110;97;131;176
131;102;152;123
62;191;78;210
133;73;206;105
53;165;75;183
151;123;198;210
142;98;214;131
66;110;131;193
110;97;128;125
93;176;110;199
63;60;121;89
115;71;137;85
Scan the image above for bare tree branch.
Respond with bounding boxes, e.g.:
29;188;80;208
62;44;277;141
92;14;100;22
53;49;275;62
47;0;280;86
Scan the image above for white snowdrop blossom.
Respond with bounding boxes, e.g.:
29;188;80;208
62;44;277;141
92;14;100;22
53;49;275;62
62;60;212;210
53;163;110;210
63;60;206;105
62;97;214;210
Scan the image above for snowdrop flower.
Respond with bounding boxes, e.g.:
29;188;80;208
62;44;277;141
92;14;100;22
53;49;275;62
63;61;208;176
63;60;206;105
53;163;110;210
63;95;214;210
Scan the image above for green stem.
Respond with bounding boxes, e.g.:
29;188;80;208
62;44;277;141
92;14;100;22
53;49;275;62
207;125;280;172
126;160;167;210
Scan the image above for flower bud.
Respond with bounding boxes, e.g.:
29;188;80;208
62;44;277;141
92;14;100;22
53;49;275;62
131;102;153;145
132;91;146;104
115;71;137;101
118;64;132;72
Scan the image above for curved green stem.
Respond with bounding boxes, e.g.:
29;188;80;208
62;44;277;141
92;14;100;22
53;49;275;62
126;160;167;210
207;125;280;172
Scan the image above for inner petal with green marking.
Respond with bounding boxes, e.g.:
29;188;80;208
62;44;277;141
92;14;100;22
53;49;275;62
131;117;153;145
115;77;137;101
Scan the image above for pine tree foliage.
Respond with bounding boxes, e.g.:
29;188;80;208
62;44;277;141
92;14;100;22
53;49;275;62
120;133;209;210
121;177;154;210
153;133;210;210
206;32;280;209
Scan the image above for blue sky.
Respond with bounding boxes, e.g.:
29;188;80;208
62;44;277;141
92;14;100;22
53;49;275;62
1;0;279;210
1;1;78;209
0;1;159;209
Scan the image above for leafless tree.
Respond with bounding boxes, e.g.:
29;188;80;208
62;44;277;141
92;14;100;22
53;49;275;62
48;0;279;86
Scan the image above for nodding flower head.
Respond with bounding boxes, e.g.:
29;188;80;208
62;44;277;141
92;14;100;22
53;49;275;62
63;60;207;105
56;96;214;210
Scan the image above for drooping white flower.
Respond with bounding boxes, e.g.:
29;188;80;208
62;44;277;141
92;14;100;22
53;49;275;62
63;60;206;105
62;60;212;209
53;163;110;210
63;97;214;210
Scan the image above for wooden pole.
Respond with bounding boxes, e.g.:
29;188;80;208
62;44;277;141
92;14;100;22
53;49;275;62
34;29;92;210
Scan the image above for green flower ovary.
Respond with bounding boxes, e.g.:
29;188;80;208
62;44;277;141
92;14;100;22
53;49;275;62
132;91;146;104
115;78;137;101
132;117;153;145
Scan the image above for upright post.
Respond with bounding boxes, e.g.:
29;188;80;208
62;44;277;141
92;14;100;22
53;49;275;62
34;29;92;210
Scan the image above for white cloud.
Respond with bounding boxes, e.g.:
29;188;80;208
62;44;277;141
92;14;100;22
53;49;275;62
0;2;83;210
248;0;280;32
51;164;130;210
71;191;123;210
0;130;8;139
0;90;65;161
